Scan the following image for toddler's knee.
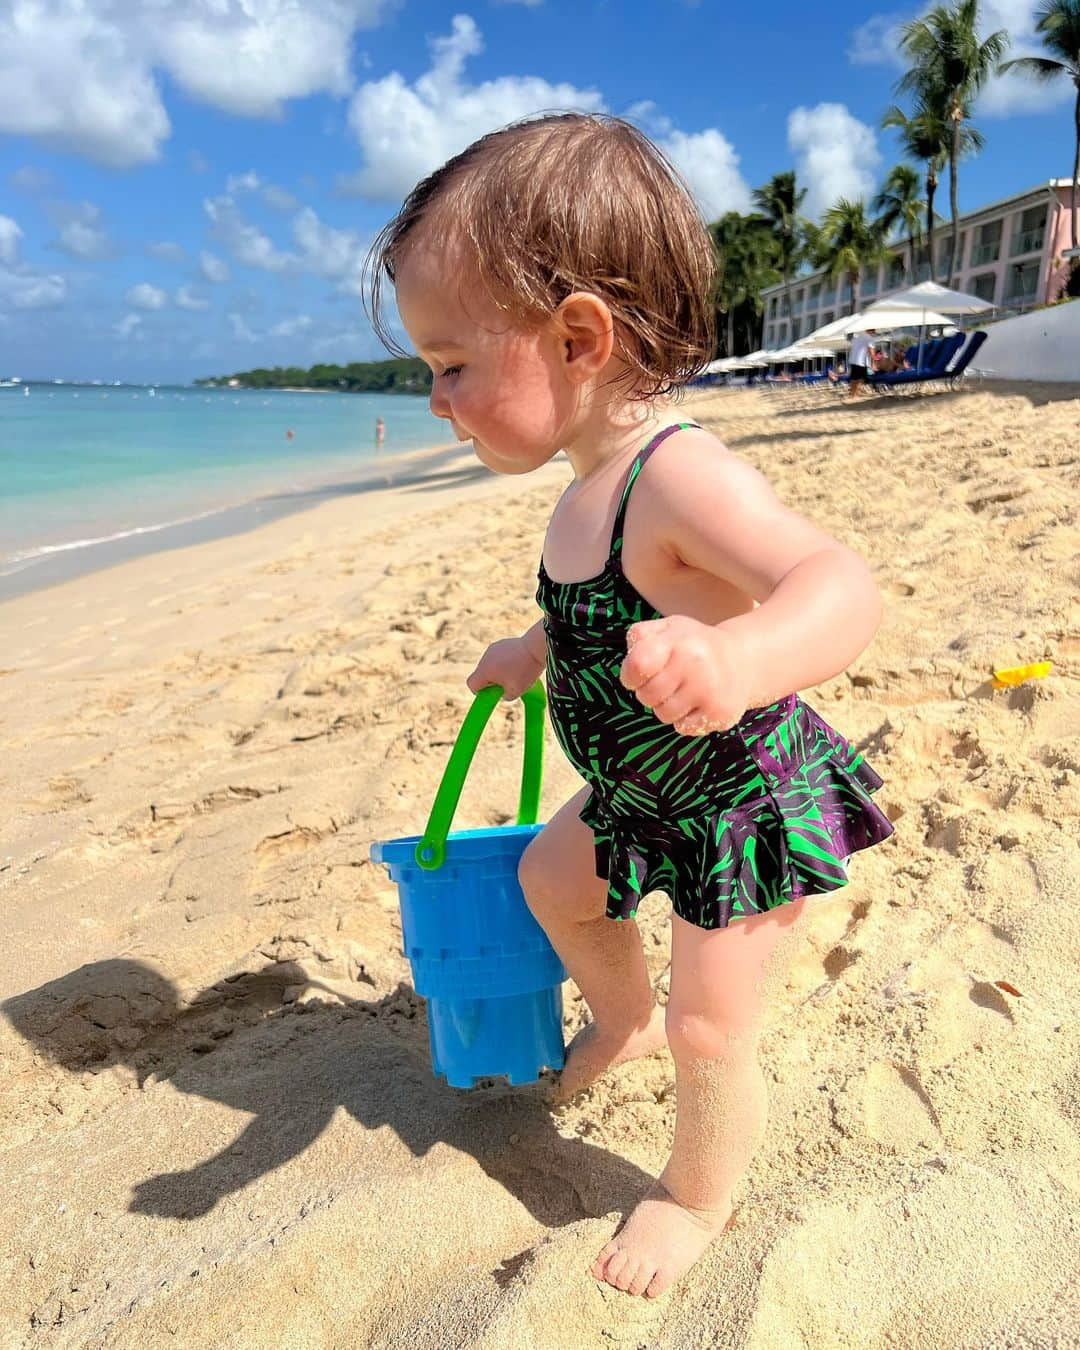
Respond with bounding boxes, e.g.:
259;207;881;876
517;840;551;912
665;1003;754;1061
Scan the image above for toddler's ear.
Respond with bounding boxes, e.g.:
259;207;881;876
554;292;614;384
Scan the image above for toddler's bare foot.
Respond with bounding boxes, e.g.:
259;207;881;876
551;1004;666;1104
591;1178;734;1299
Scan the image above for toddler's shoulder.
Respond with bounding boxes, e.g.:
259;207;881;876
645;423;780;511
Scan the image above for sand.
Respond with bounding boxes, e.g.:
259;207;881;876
1;381;1078;1348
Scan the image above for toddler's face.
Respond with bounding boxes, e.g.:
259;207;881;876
394;237;577;474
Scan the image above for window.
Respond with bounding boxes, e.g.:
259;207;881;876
768;297;778;318
860;269;879;298
822;311;835;326
936;235;964;278
971;219;1002;267
792;289;804;314
888;255;905;288
823;280;836;304
1011;204;1046;257
1006;260;1039;306
971;272;997;304
809;282;821;304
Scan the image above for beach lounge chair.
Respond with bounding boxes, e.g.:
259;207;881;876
870;331;986;391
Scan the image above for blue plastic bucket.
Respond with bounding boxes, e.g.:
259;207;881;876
370;683;566;1088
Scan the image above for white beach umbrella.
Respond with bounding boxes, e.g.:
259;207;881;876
794;313;863;350
867;280;994;316
863;281;993;366
844;306;952;334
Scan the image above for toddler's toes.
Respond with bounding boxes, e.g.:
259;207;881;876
591;1237;621;1281
605;1247;637;1292
627;1262;656;1297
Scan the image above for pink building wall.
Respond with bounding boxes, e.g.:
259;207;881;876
761;178;1079;350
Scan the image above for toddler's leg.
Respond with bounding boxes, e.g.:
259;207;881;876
592;897;808;1298
519;788;665;1102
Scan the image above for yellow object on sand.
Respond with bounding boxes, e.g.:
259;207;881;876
992;661;1053;689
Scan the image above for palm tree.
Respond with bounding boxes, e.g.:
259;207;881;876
897;0;1009;285
873;164;927;282
752;172;807;344
881;102;948;278
999;0;1080;258
710;212;780;354
813;199;891;314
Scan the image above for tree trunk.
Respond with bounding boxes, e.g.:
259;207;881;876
908;228;917;284
948;105;961;287
1072;86;1079;254
849;269;859;316
783;265;791;344
727;307;735;358
925;166;938;283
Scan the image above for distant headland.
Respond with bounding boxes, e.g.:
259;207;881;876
195;357;432;394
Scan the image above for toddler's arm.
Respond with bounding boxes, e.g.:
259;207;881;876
648;437;882;708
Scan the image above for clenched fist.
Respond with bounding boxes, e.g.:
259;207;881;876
619;615;753;736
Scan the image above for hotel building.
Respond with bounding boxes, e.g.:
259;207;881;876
760;177;1078;351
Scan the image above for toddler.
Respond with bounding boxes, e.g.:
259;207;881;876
367;113;894;1300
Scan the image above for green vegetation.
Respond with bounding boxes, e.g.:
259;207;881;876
896;0;1009;286
195;357;432;393
1000;0;1080;272
810;199;891;316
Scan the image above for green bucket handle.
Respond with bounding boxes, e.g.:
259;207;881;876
415;680;546;870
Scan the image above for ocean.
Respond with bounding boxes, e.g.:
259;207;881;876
0;383;453;598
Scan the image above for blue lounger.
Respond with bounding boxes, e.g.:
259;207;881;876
870;331;986;389
870;332;965;385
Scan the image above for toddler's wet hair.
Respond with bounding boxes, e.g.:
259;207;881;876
365;112;717;399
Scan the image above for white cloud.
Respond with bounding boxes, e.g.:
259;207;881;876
10;165;57;194
49;201;113;260
270;315;314;337
204;193;298;272
849;3;1073;116
226;170;262;194
0;0;394;168
290;207;369;294
0;216;22;265
788;103;881;220
848;13;906;66
188;149;210;174
262;184;298;212
127;282;167;309
114;313;142;338
199;250;231;283
659;129;752;219
0;271;67;308
979;0;1074;114
228;312;258;342
148;240;187;263
176;285;210;310
342;15;604;201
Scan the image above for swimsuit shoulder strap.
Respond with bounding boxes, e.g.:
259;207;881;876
609;421;701;560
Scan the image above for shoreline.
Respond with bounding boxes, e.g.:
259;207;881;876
0;437;461;604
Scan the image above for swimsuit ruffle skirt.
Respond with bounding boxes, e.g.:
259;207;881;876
537;422;895;931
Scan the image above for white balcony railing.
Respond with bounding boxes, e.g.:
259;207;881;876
970;242;1000;267
1010;229;1044;257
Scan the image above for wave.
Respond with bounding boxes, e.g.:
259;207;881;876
0;502;233;577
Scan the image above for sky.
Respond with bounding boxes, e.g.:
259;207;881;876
0;0;1074;384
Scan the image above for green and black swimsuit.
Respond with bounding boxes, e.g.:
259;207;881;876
537;421;894;930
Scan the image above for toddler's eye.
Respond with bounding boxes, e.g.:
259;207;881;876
441;365;463;378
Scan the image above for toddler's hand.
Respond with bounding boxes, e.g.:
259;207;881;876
467;636;544;701
619;616;753;735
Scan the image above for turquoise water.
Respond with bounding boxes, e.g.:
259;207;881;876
0;383;452;578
